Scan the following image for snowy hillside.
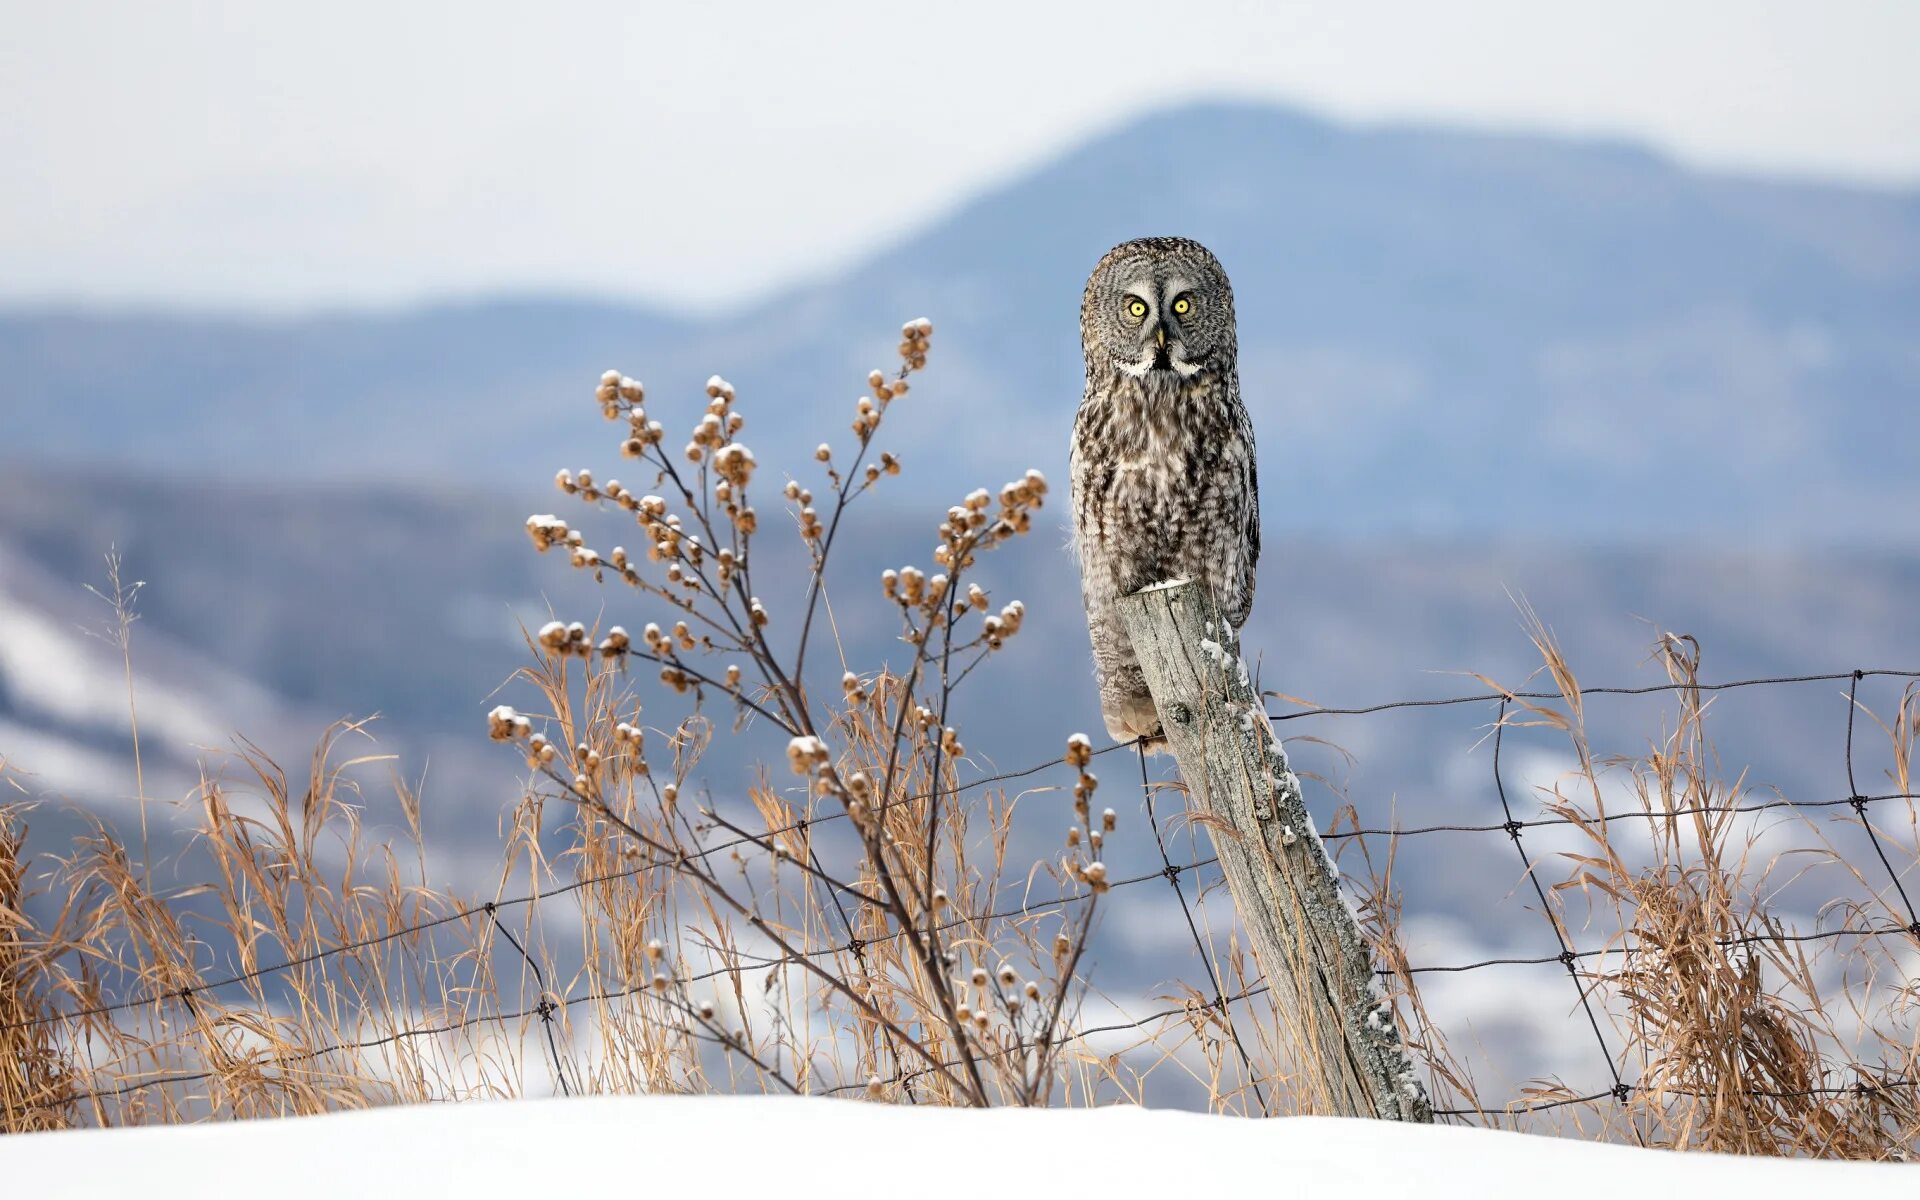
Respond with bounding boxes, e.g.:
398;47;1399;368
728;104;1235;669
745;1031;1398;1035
3;1096;1910;1197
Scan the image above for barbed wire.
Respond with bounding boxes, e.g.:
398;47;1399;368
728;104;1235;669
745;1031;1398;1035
7;666;1918;1123
1320;790;1919;841
1267;668;1920;722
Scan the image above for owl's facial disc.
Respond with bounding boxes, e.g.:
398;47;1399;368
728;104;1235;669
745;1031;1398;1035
1110;269;1209;377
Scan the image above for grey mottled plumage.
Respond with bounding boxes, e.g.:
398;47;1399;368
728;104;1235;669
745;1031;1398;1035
1069;237;1259;744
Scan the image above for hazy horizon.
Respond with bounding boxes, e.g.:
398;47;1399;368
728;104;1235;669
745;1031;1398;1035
6;96;1919;326
5;1;1918;314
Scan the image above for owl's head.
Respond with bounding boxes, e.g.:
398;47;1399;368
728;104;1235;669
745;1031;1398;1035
1081;237;1237;380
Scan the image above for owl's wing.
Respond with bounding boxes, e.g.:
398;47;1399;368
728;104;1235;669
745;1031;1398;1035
1235;414;1260;629
1244;403;1259;572
1245;448;1260;571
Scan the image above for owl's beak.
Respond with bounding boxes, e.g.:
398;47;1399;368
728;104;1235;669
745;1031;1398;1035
1154;325;1166;350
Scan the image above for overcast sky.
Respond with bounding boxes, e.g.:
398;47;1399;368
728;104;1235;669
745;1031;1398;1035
3;1;1916;313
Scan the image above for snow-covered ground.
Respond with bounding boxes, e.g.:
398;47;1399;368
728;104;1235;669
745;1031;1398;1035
3;1097;1909;1197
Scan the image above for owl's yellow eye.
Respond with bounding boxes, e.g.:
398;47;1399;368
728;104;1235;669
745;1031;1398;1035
1172;295;1192;316
1126;298;1148;320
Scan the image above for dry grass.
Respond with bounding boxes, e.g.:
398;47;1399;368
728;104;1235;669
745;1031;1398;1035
2;803;74;1132
2;322;1916;1158
0;724;527;1129
1362;621;1918;1158
1513;629;1919;1156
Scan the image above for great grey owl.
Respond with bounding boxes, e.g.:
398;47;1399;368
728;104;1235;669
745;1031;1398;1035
1069;237;1258;745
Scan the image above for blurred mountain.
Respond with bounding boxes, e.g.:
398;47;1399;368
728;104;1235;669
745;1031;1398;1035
4;101;1917;542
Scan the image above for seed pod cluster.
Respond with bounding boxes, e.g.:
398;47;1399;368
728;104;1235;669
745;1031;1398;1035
841;670;869;706
525;732;558;767
595;369;645;420
487;704;533;742
786;735;830;776
536;620;593;657
525;513;579;554
845;319;934;449
1064;733;1093;769
1061;730;1112;890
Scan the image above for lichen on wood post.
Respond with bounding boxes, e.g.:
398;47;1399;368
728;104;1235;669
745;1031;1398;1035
1118;579;1432;1122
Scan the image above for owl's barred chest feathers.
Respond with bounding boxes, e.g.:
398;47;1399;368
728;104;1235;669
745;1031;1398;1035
1069;235;1260;745
1071;363;1255;601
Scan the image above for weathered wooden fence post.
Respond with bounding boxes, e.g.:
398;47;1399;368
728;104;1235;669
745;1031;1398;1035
1118;579;1432;1122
